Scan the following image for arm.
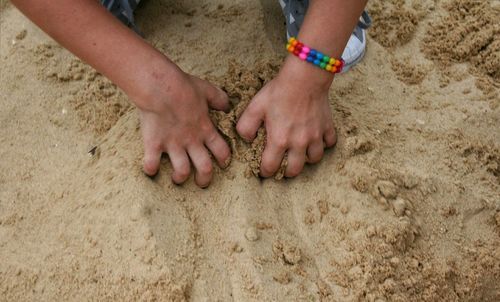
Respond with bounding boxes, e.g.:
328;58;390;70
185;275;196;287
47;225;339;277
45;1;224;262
237;0;368;177
12;0;231;187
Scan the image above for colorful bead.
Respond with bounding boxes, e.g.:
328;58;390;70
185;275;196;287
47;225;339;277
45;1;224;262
286;37;342;74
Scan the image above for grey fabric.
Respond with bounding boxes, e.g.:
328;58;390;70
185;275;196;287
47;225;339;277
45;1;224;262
280;0;371;42
358;11;372;29
100;0;141;33
280;0;309;38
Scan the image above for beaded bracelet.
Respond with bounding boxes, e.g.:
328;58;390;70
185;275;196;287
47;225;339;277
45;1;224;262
286;37;344;74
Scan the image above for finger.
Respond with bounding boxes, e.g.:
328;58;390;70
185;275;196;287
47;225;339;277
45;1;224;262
167;147;191;184
205;129;231;168
187;145;213;188
143;142;162;177
306;140;325;164
260;139;287;178
285;148;306;178
324;127;337;148
236;102;264;142
202;81;230;112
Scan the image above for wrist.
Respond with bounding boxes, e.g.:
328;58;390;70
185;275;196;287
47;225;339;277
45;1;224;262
279;54;334;94
123;53;184;112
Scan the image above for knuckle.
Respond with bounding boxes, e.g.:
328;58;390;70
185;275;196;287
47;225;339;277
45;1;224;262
295;137;309;149
260;163;275;176
219;145;231;160
309;154;322;163
198;161;213;176
200;120;214;134
147;141;162;153
219;91;229;103
286;166;301;177
311;132;322;142
177;163;191;179
206;130;219;144
273;137;288;149
236;122;248;136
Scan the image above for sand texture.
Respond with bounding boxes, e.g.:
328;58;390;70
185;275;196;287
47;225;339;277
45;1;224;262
1;0;499;301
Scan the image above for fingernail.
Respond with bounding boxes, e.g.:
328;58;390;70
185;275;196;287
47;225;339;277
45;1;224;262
171;179;182;186
144;170;158;180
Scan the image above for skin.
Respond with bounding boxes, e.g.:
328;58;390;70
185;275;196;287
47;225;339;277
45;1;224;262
237;0;368;178
11;0;367;187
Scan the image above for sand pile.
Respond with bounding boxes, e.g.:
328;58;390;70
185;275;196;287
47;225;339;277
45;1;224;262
211;60;286;179
1;0;499;301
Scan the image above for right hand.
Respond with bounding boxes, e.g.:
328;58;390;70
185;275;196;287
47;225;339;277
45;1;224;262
135;65;231;188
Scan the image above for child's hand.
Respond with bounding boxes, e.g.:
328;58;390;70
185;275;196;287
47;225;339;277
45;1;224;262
236;57;337;178
11;0;231;188
137;67;231;187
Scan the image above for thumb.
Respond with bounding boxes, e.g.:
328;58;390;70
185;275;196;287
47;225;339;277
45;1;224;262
198;80;230;112
236;101;264;142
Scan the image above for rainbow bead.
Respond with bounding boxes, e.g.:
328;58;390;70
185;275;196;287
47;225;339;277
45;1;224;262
286;37;342;74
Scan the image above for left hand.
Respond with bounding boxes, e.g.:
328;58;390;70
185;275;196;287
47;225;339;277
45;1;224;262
236;57;337;178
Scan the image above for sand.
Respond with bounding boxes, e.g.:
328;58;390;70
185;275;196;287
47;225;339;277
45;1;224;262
1;0;499;301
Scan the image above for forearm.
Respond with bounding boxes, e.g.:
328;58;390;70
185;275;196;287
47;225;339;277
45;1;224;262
11;0;176;109
299;0;368;59
281;0;368;88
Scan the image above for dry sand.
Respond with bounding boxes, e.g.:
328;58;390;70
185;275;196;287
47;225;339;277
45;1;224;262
1;0;499;301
